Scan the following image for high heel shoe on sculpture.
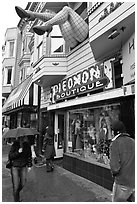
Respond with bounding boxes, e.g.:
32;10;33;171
15;6;35;21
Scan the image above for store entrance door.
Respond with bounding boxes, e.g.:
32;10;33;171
54;112;65;158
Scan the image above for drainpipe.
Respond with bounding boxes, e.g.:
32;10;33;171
37;85;41;155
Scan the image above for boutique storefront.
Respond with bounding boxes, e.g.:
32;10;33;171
32;2;135;190
48;89;134;190
47;56;135;190
42;15;135;189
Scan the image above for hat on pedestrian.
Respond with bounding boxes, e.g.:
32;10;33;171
111;120;126;135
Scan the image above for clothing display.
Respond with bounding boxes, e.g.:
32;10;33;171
69;104;121;165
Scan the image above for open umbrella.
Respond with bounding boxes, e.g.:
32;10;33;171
3;127;40;139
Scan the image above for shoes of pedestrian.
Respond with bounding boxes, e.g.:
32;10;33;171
46;166;54;172
47;169;52;172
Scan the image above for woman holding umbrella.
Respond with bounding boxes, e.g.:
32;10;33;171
8;136;32;202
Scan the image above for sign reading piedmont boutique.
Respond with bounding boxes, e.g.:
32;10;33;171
51;63;111;103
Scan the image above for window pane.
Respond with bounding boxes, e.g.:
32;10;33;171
9;41;14;57
50;25;64;54
51;37;64;54
67;104;120;165
7;67;12;84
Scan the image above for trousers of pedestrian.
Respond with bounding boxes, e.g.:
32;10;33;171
112;181;135;202
46;157;54;172
11;166;27;201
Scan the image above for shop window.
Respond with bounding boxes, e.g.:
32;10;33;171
17;112;22;127
30;113;38;129
67;104;120;165
10;114;17;129
22;112;31;128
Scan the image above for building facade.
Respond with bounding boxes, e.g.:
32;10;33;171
2;2;135;190
2;27;19;126
2;4;39;131
32;2;135;190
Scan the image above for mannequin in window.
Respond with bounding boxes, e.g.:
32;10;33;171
87;123;96;152
96;118;108;162
99;110;112;157
88;123;96;143
23;121;30;128
99;111;109;139
71;116;82;152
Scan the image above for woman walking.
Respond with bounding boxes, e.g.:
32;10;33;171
8;136;32;202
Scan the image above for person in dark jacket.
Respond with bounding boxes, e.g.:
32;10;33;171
110;120;135;202
43;126;56;172
8;136;32;202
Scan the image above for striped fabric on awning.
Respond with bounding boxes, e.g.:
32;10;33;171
2;74;33;113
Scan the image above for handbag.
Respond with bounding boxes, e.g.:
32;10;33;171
6;160;12;169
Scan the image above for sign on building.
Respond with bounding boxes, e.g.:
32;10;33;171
122;33;135;85
51;60;113;103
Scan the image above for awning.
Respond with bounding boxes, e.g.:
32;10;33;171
2;74;33;114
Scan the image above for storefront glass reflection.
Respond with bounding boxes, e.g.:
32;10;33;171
68;104;120;165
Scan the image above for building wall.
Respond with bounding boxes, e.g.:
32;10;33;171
45;2;134;188
88;2;135;62
2;27;18;96
88;2;134;43
18;2;135;189
63;153;113;191
4;27;18;59
5;27;18;40
67;39;95;77
13;30;22;88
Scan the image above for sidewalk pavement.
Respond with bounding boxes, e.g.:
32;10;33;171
3;161;112;202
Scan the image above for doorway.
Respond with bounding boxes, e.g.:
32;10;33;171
54;112;65;158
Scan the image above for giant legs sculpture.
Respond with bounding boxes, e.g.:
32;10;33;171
15;6;88;48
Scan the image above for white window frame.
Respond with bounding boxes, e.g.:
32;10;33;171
9;40;15;57
50;25;65;55
4;66;12;85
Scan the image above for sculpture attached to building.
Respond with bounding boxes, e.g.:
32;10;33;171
15;5;88;48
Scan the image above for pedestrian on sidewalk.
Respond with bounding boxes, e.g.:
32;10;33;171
109;120;135;202
8;136;32;202
2;124;9;145
3;124;9;134
43;125;56;172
